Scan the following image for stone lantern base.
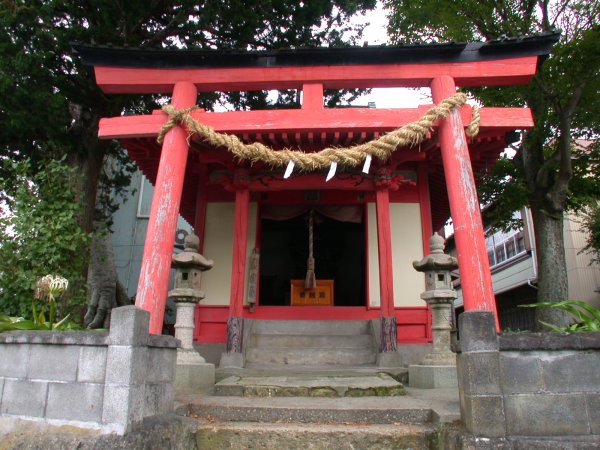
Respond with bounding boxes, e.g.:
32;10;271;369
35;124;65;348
175;349;215;393
171;297;215;393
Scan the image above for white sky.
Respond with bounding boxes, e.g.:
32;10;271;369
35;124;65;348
350;3;424;108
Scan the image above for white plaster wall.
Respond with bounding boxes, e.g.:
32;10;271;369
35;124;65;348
368;202;425;307
564;213;600;308
201;202;257;306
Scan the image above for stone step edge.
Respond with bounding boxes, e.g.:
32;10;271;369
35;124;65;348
250;333;373;337
193;420;436;449
249;334;374;344
246;345;375;353
214;383;405;398
179;404;434;425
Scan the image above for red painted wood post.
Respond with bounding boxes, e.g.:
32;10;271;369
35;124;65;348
302;83;324;110
226;171;250;353
375;168;397;352
430;76;498;328
135;81;198;334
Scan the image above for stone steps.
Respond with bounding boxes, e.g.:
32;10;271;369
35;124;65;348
251;319;371;335
184;396;433;424
178;391;458;450
245;346;376;366
245;319;377;366
194;421;436;450
249;333;374;348
214;373;406;397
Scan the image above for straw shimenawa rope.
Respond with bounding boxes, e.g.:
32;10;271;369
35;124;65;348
157;92;480;171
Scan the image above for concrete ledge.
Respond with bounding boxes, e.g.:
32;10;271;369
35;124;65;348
376;350;403;368
498;331;600;351
457;311;600;440
148;334;180;349
408;365;457;389
0;415;199;450
0;306;178;435
0;330;109;346
219;352;244;368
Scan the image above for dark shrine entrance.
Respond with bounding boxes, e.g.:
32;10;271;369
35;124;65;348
259;205;366;307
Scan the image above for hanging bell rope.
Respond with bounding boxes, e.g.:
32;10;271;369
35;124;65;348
304;209;317;289
157;92;480;172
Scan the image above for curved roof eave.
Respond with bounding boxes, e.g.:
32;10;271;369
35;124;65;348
73;32;560;69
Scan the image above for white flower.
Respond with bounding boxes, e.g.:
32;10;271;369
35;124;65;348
35;275;68;301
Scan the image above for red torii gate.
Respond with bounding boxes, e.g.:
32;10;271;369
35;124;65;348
76;34;557;342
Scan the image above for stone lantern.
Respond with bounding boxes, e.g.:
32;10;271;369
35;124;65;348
168;232;215;391
409;232;459;388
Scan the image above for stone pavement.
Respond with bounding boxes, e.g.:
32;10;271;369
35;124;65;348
177;386;461;425
214;373;406;397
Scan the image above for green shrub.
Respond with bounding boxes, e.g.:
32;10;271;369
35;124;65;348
520;300;600;332
0;158;91;321
0;274;85;331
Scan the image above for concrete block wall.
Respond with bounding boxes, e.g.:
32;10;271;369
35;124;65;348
457;311;600;439
0;306;178;435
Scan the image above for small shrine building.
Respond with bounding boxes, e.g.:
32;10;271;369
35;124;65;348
75;33;557;363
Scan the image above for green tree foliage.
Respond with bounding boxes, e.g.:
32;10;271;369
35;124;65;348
0;158;91;319
0;0;376;232
385;0;600;327
0;1;375;316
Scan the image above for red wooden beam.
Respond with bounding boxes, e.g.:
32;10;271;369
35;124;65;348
246;174;377;191
302;83;324;110
228;185;250;318
98;106;533;140
93;56;539;94
375;185;395;318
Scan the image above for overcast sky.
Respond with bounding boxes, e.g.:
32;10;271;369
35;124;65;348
351;3;424;108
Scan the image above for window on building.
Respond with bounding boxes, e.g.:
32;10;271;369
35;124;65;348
495;245;506;264
506;239;516;259
516;234;526;253
485;211;528;269
137;175;153;218
488;250;496;266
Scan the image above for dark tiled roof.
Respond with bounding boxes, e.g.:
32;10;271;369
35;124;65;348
73;32;559;69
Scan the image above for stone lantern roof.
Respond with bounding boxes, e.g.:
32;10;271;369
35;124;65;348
171;233;214;270
413;232;458;272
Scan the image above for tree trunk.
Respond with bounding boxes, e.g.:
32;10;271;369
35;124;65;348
530;206;571;329
83;152;132;328
84;230;130;328
76;141;110;235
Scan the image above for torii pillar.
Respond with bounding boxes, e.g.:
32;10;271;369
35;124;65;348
374;168;402;366
220;170;251;368
135;81;198;334
430;76;498;328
